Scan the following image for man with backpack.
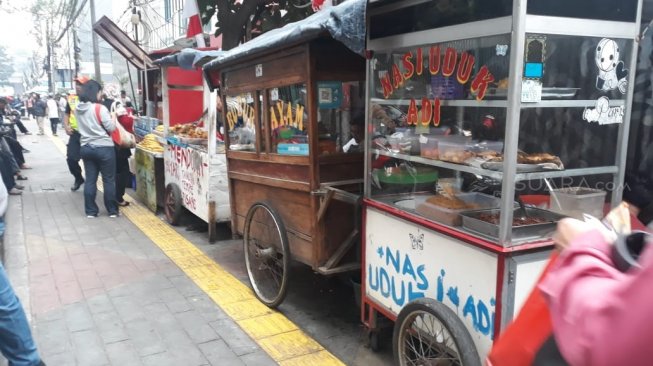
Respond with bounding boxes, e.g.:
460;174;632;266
32;94;47;135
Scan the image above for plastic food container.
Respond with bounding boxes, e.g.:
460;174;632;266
416;192;501;226
438;137;476;164
467;141;504;154
550;187;607;219
420;135;471;160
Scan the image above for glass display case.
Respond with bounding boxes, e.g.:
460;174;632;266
364;3;638;247
361;1;642;363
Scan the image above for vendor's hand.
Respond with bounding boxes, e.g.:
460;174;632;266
552;218;596;251
65;126;73;136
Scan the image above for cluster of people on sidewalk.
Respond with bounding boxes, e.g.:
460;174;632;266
0;98;32;196
0;78;136;366
64;76;134;218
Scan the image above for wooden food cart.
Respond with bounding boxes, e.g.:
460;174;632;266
203;0;367;307
360;0;642;364
155;49;231;242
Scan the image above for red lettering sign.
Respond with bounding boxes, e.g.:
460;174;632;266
471;66;495;101
380;73;393;99
402;52;414;80
420;97;432;126
442;48;457;77
392;64;404;89
407;98;418;125
416;48;423;76
429;46;441;75
457;52;475;84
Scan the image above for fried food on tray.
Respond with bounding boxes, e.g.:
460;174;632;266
426;195;477;210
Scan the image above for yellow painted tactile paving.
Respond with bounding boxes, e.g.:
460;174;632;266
50;135;345;365
238;313;299;340
259;330;325;361
221;299;274;321
279;350;346;366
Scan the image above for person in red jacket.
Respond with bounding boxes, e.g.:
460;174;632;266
113;101;134;206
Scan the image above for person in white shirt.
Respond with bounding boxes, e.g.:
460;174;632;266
45;95;60;136
119;90;131;106
57;94;67;120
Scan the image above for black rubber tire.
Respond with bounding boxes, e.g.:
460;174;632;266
164;183;183;226
368;330;381;352
243;201;290;308
393;298;481;366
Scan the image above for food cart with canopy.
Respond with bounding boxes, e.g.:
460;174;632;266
155;48;230;242
360;0;642;364
203;0;367;307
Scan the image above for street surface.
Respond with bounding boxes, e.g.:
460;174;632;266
0;117;393;365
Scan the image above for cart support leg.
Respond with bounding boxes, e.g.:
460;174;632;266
208;201;217;243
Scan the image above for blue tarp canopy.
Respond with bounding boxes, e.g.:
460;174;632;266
155;48;224;70
203;0;366;71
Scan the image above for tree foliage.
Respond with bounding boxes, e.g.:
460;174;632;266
0;46;14;83
197;0;314;50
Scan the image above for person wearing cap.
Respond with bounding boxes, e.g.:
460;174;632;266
32;94;47;135
63;76;87;191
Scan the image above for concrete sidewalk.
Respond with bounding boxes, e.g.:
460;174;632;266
2;119;275;365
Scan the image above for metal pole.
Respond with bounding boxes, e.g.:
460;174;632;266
126;59;137;112
46;23;53;93
89;0;102;82
67;28;73;88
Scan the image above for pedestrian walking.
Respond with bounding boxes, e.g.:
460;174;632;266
25;94;34;119
45;95;59;136
32;95;47;135
64;78;86;191
57;93;67;121
0;179;46;365
113;102;134;206
75;79;119;218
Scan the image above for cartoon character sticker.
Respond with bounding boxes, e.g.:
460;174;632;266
595;38;628;94
583;96;624;125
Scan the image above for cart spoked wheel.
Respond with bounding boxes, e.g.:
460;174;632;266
164;183;183;226
243;201;290;308
393;298;481;366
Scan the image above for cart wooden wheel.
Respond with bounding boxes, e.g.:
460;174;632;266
243;201;290;308
164;183;183;226
393;298;481;366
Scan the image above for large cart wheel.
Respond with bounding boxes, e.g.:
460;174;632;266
243;201;290;308
393;298;481;366
164;183;183;226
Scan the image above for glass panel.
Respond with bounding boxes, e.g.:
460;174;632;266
225;92;257;152
370;34;512;102
366;35;510;229
269;84;308;156
369;0;512;40
525;34;634;101
527;0;638;22
317;81;366;155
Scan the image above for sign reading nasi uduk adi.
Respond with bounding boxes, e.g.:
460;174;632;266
365;208;498;356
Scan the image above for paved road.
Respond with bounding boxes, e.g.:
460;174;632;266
1;117;394;365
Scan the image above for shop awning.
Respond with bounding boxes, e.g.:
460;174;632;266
155;48;224;70
93;16;154;69
203;0;366;71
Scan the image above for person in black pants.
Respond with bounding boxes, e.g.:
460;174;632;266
115;147;131;206
63;84;85;191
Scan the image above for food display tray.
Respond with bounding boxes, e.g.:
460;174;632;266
461;207;565;241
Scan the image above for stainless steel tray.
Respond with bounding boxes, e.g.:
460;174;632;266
461;208;565;241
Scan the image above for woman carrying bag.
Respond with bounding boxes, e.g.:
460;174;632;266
75;79;119;218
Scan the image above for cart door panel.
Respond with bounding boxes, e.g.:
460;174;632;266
364;206;498;356
232;180;314;264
